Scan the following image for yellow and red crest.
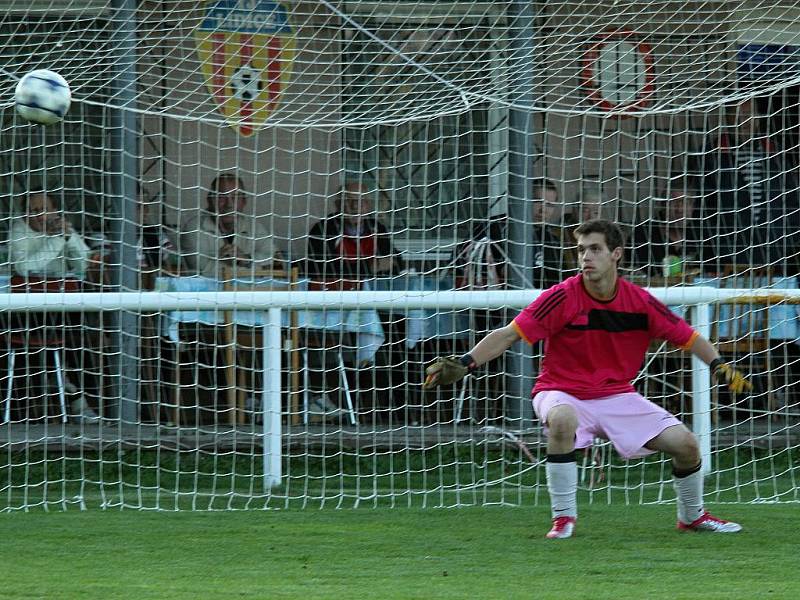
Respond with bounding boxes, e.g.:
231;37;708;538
195;0;295;135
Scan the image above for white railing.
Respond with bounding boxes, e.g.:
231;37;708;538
2;286;794;486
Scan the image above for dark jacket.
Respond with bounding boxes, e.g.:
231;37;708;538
629;220;710;276
533;223;571;289
696;132;800;273
305;214;400;280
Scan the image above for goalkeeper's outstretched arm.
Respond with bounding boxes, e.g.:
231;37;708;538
469;324;522;366
423;324;521;388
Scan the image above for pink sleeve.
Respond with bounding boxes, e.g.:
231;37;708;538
512;286;570;344
645;294;696;348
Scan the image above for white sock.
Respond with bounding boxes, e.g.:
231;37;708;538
673;467;704;524
546;459;577;519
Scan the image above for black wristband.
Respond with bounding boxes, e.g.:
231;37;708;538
709;358;723;372
459;354;477;372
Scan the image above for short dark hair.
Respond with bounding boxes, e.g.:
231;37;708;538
210;172;244;193
206;172;245;213
574;219;626;262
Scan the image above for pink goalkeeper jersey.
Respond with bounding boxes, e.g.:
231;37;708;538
512;274;698;400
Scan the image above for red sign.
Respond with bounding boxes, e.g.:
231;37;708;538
580;30;655;113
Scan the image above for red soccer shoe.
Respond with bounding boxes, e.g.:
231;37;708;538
545;516;576;539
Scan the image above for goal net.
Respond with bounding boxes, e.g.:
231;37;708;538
0;0;797;511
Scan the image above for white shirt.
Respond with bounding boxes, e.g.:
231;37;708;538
178;211;275;278
9;218;91;278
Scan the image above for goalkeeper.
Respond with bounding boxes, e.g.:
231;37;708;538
424;219;750;539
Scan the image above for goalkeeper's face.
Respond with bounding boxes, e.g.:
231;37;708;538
576;232;621;283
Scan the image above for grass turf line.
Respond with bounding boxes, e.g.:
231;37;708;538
0;504;796;600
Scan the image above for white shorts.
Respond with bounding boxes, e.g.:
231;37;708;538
532;390;682;459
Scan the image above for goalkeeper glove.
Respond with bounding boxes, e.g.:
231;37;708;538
423;355;476;389
710;359;752;394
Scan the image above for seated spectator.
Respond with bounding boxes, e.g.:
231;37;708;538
629;188;708;278
167;174;279;425
179;173;278;278
575;189;603;223
306;181;402;282
304;181;404;422
695;97;800;275
9;190;91;279
531;177;574;289
7;190;100;422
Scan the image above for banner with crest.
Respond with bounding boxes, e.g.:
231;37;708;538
195;0;295;135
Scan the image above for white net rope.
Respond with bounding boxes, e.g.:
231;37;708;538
0;0;797;511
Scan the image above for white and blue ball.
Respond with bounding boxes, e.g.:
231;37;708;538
14;69;71;125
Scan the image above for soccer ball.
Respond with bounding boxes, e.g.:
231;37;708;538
230;65;263;102
14;69;72;125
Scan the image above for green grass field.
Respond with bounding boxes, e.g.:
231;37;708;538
1;504;796;599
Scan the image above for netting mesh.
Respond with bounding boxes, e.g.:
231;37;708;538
11;1;799;123
0;0;798;511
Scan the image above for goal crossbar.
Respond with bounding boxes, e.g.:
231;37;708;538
0;287;795;312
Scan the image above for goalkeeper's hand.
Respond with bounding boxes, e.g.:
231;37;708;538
710;359;752;394
423;355;475;389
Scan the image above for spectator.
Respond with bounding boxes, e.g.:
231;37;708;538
179;173;278;278
629;188;708;278
450;179;576;423
304;181;404;422
7;190;100;422
695;97;800;275
170;174;278;425
576;190;603;223
564;188;603;230
9;190;91;278
531;177;573;289
457;179;574;291
306;181;401;281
